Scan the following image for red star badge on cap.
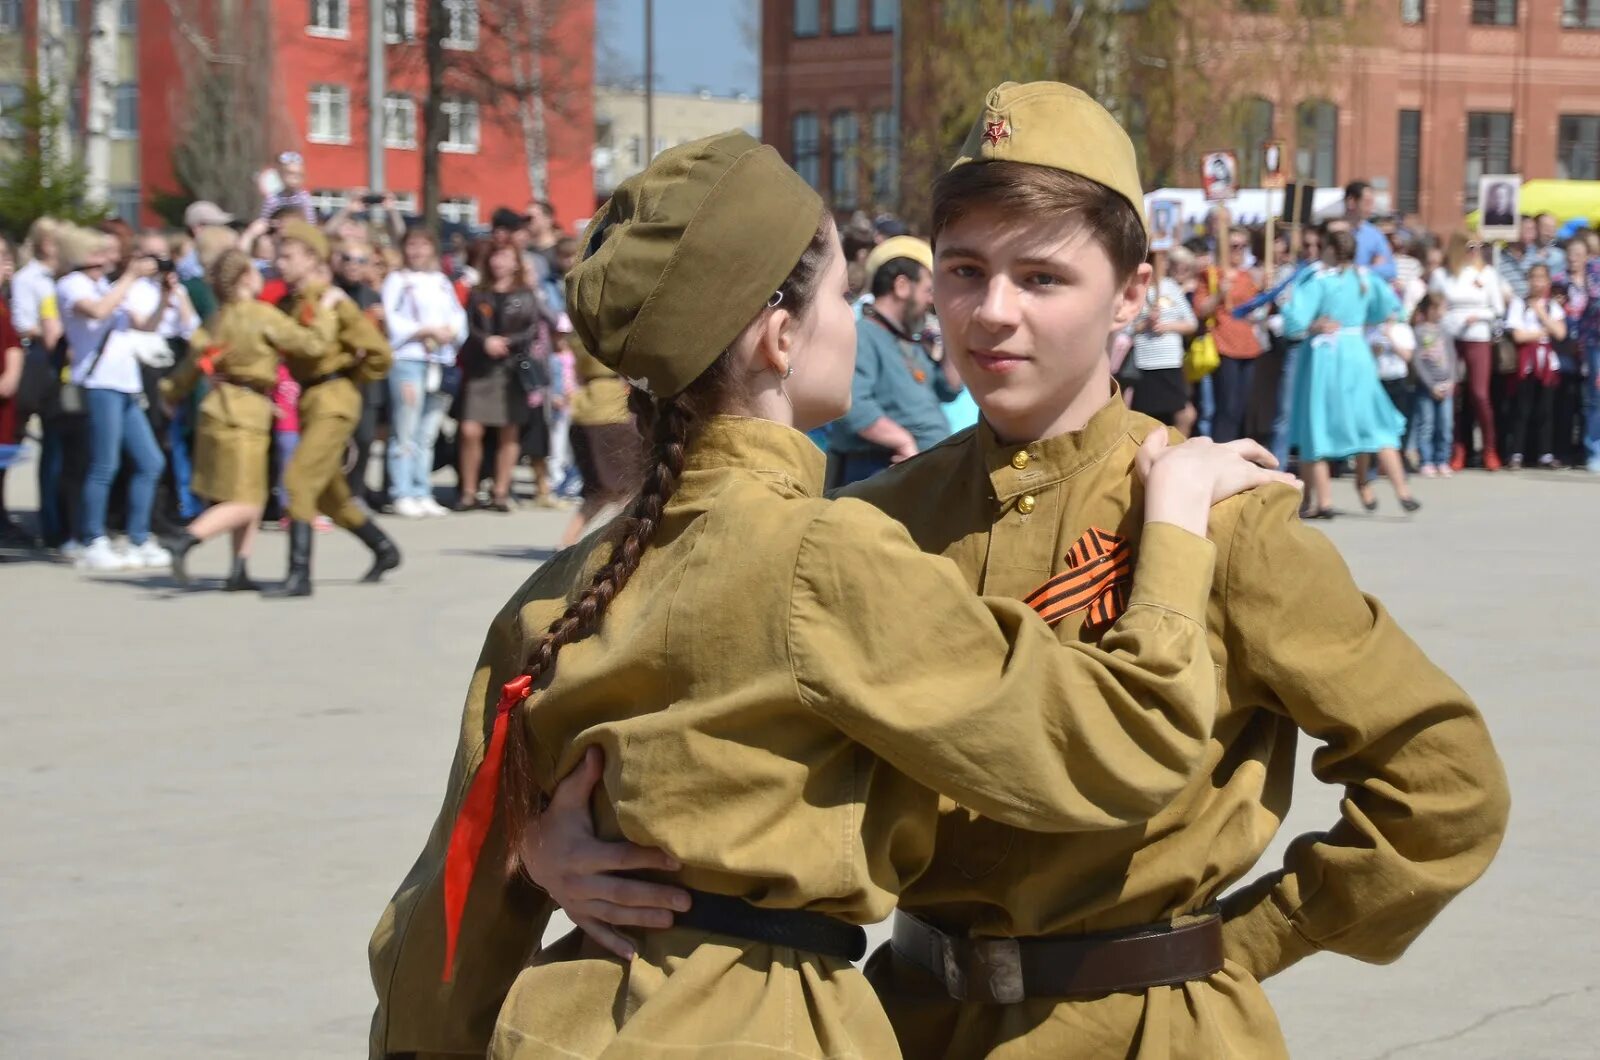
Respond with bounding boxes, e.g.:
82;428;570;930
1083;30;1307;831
983;118;1010;145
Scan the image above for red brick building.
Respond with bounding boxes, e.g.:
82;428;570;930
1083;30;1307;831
762;0;1600;233
134;0;595;230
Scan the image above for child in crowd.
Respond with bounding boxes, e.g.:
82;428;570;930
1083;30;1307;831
1409;292;1456;478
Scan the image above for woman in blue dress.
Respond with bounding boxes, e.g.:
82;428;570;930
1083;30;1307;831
1283;228;1419;518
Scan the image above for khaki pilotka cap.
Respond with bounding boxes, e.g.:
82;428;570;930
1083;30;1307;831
951;81;1148;240
568;130;825;398
277;218;330;260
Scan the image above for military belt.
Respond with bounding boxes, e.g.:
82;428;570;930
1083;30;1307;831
303;371;351;389
890;907;1223;1004
672;888;867;962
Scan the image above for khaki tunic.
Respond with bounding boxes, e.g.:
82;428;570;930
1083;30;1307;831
569;346;632;427
277;283;392;527
159;300;335;505
843;397;1511;1059
370;415;1222;1060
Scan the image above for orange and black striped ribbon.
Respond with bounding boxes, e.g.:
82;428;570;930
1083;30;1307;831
1023;527;1133;629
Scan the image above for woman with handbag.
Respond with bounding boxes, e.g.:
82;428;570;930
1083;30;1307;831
458;243;545;512
55;226;170;572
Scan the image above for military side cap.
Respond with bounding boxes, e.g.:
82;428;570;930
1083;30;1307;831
952;82;1147;237
278;218;329;260
864;235;933;281
567;130;824;398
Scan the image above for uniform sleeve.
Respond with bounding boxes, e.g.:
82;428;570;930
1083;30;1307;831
159;325;211;404
260;302;339;361
833;329;890;437
368;597;552;1060
1280;274;1323;338
339;298;396;383
788;502;1219;831
1217;488;1509;981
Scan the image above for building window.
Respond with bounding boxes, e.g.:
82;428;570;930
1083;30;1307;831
112;83;138;138
870;0;896;30
793;112;820;187
0;82;24;138
1401;0;1424;23
1236;97;1274;187
439;197;479;227
831;110;859;209
0;1;20;33
110;186;140;226
833;0;859;33
1397;109;1421;216
1464;111;1512;208
1295;99;1338;188
1563;0;1600;28
60;0;77;30
440;98;480;153
444;0;479;49
309;189;349;219
308;0;350;37
871;109;896;204
391;192;418;215
1470;0;1516;25
308;83;351;144
795;0;820;36
384;0;417;42
1558;115;1600;180
118;0;136;31
383;92;417;148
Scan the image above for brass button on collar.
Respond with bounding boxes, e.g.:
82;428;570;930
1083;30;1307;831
1011;450;1031;471
1018;494;1037;515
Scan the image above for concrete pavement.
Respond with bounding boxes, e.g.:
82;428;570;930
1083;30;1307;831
2;467;1596;1058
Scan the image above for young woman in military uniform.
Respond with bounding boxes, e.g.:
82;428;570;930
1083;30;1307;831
160;250;338;590
368;131;1293;1060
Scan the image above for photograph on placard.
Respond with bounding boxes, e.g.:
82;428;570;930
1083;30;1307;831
1262;140;1286;189
1148;199;1181;252
1477;174;1521;240
1201;151;1238;202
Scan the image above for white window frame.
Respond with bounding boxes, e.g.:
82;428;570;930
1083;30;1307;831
391;192;419;215
383;92;417;149
60;0;78;31
118;0;137;31
110;185;141;226
308;83;352;145
0;1;21;34
440;98;480;154
0;82;24;138
309;189;350;219
308;0;350;39
443;0;479;50
112;82;138;139
438;197;479;227
384;0;417;42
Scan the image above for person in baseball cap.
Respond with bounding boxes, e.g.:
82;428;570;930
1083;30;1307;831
183;200;235;231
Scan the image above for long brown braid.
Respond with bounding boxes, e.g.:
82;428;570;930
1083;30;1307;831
500;212;836;870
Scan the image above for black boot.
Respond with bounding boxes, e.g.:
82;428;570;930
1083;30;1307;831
271;521;314;598
353;520;401;583
164;531;200;587
222;555;262;593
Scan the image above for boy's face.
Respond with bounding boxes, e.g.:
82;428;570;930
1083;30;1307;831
934;206;1148;442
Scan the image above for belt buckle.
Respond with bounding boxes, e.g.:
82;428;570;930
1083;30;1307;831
971;937;1025;1004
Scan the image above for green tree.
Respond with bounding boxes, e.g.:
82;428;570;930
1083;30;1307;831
0;85;110;236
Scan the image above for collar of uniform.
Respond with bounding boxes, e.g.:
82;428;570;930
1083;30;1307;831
979;388;1131;502
683;415;827;497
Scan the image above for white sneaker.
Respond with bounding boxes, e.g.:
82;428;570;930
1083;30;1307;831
394;496;426;519
128;539;172;569
78;536;129;572
60;539;86;563
420;497;450;517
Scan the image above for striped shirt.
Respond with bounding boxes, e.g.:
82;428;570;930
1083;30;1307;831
1131;278;1196;371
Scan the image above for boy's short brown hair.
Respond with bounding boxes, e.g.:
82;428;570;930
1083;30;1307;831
931;161;1148;282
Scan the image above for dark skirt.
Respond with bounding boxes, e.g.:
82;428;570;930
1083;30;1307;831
1130;367;1190;419
572;422;640;502
459;360;532;429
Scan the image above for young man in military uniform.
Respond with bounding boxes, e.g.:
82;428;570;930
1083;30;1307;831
273;220;401;597
517;84;1510;1059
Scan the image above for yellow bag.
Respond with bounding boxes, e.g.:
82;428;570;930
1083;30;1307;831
1184;333;1220;383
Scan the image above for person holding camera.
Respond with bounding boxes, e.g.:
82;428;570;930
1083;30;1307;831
55;227;170;572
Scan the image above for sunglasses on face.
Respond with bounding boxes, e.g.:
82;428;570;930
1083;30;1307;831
344;256;370;265
278;151;304;166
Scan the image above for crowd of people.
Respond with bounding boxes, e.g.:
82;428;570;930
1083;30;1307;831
0;150;639;581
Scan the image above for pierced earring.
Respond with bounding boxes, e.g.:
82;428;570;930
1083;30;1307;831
784;365;794;379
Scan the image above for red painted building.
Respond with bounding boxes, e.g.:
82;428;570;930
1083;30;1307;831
136;0;594;231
